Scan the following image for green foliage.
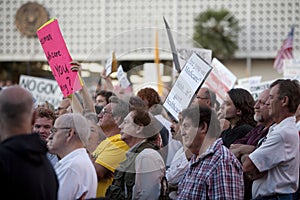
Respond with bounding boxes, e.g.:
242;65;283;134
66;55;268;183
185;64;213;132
193;9;240;59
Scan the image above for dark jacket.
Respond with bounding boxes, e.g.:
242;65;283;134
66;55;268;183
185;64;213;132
0;133;58;200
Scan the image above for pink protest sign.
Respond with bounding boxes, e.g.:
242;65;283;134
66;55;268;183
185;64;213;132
36;18;82;97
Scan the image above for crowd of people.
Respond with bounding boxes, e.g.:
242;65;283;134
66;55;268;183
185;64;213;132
0;62;300;200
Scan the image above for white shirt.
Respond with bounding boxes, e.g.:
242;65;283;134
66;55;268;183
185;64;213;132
166;146;189;185
132;148;165;200
54;148;97;200
249;116;299;198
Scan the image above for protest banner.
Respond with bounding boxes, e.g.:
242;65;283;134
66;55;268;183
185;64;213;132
163;52;212;121
177;47;212;69
143;63;164;92
203;58;237;103
19;75;63;108
283;59;300;80
116;65;131;88
36;18;82;97
249;80;273;100
237;76;262;91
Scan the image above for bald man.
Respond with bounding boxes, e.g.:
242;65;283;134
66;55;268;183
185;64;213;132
0;86;58;200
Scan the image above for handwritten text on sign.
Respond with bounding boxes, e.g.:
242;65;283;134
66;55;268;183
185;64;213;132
36;19;82;97
163;53;212;121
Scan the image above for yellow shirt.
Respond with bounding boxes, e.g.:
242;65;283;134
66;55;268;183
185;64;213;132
92;134;129;197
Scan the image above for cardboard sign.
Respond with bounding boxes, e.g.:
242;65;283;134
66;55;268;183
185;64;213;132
19;75;63;108
203;58;237;103
105;51;118;76
163;52;212;121
36;18;82;97
117;65;131;88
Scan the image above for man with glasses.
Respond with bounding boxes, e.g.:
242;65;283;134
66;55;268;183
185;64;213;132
47;113;97;200
92;96;130;198
193;87;217;109
243;79;300;200
0;86;58;200
55;98;71;117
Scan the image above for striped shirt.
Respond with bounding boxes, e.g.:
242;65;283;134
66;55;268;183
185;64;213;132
177;138;244;199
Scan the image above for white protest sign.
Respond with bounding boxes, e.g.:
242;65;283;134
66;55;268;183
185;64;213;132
249;80;273;100
283;59;300;80
117;65;131;88
19;75;63;108
143;63;164;92
177;47;212;70
163;52;212;121
237;76;262;91
203;58;237;103
105;51;117;76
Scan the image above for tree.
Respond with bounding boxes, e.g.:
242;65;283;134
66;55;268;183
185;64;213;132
193;9;240;59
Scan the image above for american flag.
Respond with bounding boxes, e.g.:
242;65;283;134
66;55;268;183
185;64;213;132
273;26;294;73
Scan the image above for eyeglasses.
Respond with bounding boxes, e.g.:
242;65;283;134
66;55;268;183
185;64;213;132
196;96;208;100
100;108;112;115
50;127;71;134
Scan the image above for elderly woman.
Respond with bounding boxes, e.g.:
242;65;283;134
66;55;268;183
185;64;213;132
105;109;165;200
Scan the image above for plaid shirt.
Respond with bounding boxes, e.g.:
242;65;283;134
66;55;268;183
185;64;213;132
177;138;244;199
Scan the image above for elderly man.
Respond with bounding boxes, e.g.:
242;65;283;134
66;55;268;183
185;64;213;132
92;96;130;198
106;109;165;199
0;86;58;200
243;79;300;200
230;88;273;200
47;113;97;200
178;105;244;199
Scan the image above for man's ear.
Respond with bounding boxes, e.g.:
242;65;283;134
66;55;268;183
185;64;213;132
200;122;208;134
66;128;75;142
281;96;289;108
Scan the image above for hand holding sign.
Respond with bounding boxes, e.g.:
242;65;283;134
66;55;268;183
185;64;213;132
36;18;82;97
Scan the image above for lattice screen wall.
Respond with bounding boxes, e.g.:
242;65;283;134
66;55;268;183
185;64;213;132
0;0;299;61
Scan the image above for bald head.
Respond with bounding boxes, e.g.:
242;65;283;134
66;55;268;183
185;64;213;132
0;86;34;140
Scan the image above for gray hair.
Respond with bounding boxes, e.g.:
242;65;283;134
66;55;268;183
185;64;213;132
57;113;90;145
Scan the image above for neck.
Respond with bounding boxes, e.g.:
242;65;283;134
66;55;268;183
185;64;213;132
274;111;293;124
58;142;84;159
103;126;120;137
228;117;239;129
127;137;144;148
261;119;274;130
197;137;216;158
0;123;32;142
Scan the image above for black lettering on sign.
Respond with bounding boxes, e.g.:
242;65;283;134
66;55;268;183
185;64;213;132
37;81;59;95
54;64;69;78
59;83;69;95
20;78;36;91
40;34;53;45
66;76;73;91
46;50;62;61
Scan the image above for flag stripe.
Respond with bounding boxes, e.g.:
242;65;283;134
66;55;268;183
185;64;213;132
273;26;294;73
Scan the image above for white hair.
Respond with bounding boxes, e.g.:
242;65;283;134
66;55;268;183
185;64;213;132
57;113;90;145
